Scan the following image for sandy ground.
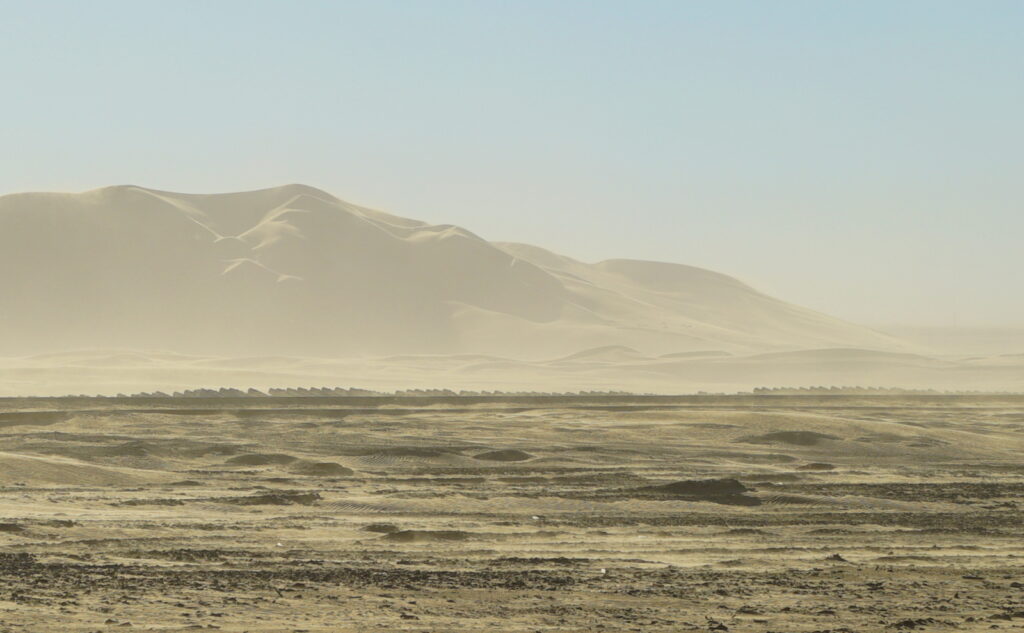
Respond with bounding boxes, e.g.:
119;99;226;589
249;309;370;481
1;394;1023;632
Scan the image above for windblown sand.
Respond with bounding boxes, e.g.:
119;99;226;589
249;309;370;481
1;394;1023;631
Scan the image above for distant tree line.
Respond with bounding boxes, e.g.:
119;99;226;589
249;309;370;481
102;387;639;399
748;386;1016;395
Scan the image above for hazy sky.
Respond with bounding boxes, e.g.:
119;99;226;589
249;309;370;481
2;0;1021;328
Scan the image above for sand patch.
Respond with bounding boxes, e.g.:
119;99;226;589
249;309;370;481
0;451;170;486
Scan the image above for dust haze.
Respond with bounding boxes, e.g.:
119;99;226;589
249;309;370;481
1;184;1020;397
3;1;1023;631
1;183;1022;632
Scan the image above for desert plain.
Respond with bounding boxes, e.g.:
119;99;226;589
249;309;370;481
0;393;1022;632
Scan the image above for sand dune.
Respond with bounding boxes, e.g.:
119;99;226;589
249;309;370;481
0;184;901;360
2;184;1017;396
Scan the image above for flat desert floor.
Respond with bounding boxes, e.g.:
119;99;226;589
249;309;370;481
1;395;1023;632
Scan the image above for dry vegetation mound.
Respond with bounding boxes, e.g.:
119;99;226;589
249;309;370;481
635;478;762;506
643;478;749;496
474;449;535;462
361;523;401;534
798;462;837;471
383;530;472;543
289;461;354;477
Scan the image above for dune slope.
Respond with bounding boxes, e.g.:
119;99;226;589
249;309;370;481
0;184;898;357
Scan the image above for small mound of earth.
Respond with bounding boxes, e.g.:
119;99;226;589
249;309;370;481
40;519;75;528
362;523;401;534
225;453;297;466
290;461;354;477
637;478;761;506
383;530;471;543
798;462;837;471
734;431;841;446
474;449;534;462
645;478;749;496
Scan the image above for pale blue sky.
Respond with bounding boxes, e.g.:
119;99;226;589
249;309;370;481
2;0;1021;327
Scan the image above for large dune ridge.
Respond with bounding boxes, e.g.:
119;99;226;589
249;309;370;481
0;184;901;358
3;184;1021;396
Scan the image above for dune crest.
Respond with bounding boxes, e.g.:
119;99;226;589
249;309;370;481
0;184;900;358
